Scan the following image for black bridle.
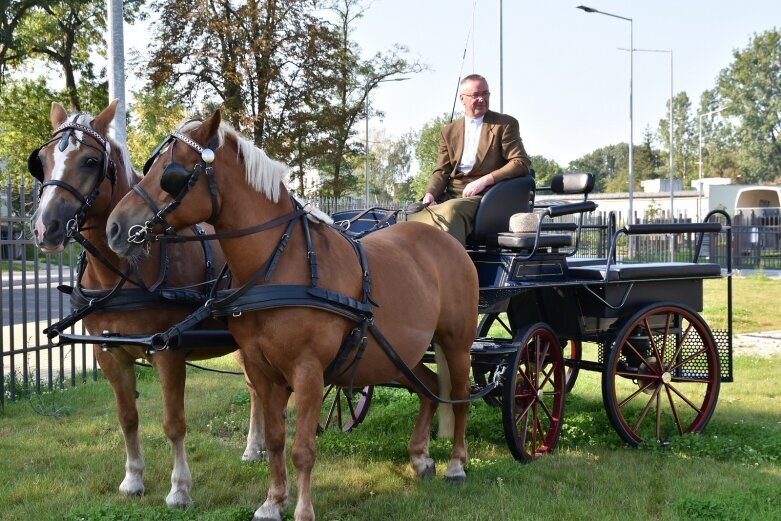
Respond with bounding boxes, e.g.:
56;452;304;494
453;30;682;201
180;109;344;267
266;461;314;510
127;129;220;244
28;115;117;231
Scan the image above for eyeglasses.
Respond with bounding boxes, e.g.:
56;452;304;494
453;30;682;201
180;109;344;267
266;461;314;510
461;91;491;99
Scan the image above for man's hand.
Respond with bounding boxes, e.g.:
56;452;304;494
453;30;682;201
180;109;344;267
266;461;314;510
462;175;494;197
422;193;438;206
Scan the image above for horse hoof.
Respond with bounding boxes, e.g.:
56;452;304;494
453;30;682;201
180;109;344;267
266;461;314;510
118;480;144;497
253;501;283;521
410;457;435;480
444;473;466;485
242;449;267;462
165;490;193;508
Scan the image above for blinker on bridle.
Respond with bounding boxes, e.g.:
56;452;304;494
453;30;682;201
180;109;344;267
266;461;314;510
127;129;219;244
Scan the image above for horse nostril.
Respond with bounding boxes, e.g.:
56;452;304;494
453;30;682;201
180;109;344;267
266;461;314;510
108;221;121;243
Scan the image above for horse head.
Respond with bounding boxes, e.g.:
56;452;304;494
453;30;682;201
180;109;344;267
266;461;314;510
107;109;290;260
29;99;131;253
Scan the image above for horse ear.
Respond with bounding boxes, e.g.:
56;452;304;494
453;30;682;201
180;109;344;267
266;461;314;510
194;109;221;144
91;99;119;136
50;102;68;129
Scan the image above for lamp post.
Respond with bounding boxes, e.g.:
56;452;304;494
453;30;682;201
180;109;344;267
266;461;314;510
578;5;634;229
697;106;726;220
365;77;410;208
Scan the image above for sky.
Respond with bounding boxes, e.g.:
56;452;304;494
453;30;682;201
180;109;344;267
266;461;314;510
125;1;781;167
343;0;781;165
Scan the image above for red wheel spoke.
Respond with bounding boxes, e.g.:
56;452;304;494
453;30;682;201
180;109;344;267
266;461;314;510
632;385;661;432
617;379;657;409
667;347;709;373
665;384;685;435
668;322;694;367
643;317;665;365
655;390;662;440
661;312;672;361
666;382;705;413
625;339;661;375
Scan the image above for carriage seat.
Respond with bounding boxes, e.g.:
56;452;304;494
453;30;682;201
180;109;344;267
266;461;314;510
495;232;572;249
466;174;536;248
568;262;722;282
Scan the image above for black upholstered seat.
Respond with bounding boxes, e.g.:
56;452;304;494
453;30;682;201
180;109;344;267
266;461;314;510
466;175;535;247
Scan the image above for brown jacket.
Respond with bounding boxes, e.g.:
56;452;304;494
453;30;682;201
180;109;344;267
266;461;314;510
425;110;532;201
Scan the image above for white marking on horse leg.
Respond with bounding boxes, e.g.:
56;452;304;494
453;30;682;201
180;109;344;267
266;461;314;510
434;344;454;439
242;388;266;462
444;458;467;484
409;454;435;479
253;499;283;521
165;438;193;507
118;429;145;496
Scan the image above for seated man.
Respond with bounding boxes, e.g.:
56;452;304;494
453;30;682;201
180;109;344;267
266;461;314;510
408;73;533;245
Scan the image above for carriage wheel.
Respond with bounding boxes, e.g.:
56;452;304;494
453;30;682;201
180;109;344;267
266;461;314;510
475;313;514;407
318;385;373;433
562;338;582;393
501;323;566;462
602;303;720;447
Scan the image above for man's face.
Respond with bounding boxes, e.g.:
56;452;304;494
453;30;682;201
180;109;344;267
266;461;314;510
459;79;490;119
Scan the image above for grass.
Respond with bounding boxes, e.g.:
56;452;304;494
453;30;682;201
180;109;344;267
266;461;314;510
1;353;780;520
704;274;781;333
1;275;780;520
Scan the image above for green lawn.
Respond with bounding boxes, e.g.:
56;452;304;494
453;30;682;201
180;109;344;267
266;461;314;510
1;275;780;520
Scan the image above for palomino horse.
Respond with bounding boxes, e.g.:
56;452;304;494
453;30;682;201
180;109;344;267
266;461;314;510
29;101;264;507
105;110;479;521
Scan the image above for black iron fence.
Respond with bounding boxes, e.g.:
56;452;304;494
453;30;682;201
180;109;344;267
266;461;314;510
2;181;780;403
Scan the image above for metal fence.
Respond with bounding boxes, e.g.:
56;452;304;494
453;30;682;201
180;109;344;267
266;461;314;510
3;181;781;403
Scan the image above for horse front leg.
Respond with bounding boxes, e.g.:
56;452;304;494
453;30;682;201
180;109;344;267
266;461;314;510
96;347;145;497
397;365;439;479
154;353;192;507
254;380;291;521
290;370;323;521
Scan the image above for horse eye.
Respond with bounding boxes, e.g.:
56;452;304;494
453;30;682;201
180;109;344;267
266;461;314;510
84;157;100;168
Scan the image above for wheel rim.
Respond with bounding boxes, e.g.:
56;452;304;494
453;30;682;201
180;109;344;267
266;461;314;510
502;324;565;462
319;385;373;433
604;305;720;446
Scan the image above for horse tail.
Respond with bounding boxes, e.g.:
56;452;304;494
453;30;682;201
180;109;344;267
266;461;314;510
434;343;455;439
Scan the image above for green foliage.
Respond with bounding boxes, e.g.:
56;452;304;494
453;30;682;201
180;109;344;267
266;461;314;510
567;143;629;193
717;29;781;183
411;113;450;198
126;87;187;169
529;154;562;187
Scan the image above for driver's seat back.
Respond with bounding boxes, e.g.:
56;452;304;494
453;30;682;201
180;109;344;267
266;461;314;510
467;172;536;248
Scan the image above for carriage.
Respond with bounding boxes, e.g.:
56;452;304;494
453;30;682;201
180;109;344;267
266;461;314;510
32;105;733;520
325;172;733;460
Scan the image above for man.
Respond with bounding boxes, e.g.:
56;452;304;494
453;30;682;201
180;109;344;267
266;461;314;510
408;74;532;245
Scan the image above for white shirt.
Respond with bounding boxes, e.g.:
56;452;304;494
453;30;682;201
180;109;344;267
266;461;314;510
457;115;484;174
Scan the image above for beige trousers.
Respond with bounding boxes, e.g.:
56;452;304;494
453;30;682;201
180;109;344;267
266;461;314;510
406;196;482;246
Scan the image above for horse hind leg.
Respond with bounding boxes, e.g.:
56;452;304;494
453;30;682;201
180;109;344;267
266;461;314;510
433;343;455;439
154;354;193;507
434;336;472;484
96;348;145;497
254;380;291;521
234;351;266;462
396;365;439;479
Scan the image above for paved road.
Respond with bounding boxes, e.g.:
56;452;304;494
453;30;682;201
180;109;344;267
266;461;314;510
1;271;71;325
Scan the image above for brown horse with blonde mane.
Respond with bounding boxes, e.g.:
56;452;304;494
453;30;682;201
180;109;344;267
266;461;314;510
105;109;479;521
29;101;264;507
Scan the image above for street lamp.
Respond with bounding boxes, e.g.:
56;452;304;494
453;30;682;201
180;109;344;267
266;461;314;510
578;5;634;228
365;77;410;208
697;105;726;220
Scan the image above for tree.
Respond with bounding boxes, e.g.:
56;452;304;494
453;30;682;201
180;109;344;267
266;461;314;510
716;29;781;183
125;87;187;169
656;91;698;189
411;113;450;197
635;125;663;182
567;143;628;194
528;155;561;187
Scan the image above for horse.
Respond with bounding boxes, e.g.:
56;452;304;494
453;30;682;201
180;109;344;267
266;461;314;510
104;109;479;521
28;100;265;507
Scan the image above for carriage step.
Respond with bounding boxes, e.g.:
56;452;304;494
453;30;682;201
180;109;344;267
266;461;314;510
470;340;518;356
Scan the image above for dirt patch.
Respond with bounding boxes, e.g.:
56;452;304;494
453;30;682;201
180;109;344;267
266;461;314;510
733;331;781;358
